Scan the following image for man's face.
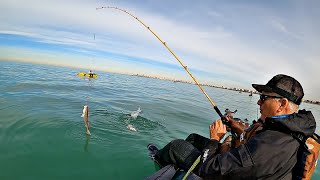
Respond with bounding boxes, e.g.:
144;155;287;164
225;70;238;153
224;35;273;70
257;92;282;121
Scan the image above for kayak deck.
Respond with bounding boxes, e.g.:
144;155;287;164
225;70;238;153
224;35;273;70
77;72;98;78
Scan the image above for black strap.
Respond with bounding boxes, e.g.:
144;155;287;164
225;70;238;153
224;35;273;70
272;86;301;104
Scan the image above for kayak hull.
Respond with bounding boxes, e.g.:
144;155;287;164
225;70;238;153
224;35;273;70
77;72;98;78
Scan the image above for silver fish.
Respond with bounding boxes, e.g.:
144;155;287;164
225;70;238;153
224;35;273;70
81;105;91;135
127;124;137;132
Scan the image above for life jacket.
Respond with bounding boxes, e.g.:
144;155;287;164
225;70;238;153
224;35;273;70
233;122;262;147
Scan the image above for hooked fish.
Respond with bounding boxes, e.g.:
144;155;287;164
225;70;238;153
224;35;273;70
127;124;137;132
130;107;142;119
81;105;91;135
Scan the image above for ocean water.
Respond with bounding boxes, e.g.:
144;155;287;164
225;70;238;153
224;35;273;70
0;61;319;180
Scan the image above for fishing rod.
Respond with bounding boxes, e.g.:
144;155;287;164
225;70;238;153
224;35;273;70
96;6;228;123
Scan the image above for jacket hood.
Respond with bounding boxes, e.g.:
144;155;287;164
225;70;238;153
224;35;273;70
264;109;316;137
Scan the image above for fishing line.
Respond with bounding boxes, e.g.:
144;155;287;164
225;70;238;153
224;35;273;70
85;33;97;105
96;6;226;120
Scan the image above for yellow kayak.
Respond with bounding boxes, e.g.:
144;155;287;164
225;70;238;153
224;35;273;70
77;72;98;78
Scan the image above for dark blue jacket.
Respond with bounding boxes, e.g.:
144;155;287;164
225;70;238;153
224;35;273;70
199;110;316;180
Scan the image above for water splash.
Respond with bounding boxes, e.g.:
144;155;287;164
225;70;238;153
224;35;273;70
130;107;142;119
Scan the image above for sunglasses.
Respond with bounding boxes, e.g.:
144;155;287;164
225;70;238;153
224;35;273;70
259;94;283;103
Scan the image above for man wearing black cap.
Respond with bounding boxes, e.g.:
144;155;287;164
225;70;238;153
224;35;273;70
252;74;304;122
146;74;317;179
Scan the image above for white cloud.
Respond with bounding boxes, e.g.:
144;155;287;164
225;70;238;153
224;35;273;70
1;0;320;99
269;18;303;40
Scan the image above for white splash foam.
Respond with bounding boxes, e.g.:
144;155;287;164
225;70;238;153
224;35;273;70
130;107;142;119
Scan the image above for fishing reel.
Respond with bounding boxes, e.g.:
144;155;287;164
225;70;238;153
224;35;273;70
224;109;237;118
221;108;237;127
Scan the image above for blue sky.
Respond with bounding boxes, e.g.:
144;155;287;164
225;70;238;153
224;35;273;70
1;0;319;100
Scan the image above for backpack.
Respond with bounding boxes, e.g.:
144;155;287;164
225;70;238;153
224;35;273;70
229;122;320;180
292;133;320;180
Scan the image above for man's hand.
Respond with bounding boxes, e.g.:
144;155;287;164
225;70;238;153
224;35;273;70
209;119;227;141
225;115;246;136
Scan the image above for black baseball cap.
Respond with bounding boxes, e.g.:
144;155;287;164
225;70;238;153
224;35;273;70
252;74;304;105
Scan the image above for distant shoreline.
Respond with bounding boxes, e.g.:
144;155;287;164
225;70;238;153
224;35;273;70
131;73;320;106
2;60;318;105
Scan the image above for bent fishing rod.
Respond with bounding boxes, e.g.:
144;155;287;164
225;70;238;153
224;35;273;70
96;6;229;124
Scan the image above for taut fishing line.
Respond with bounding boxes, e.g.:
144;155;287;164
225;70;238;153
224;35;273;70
96;6;227;121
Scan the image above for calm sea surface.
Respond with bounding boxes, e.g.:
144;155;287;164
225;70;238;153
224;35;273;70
1;61;319;180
